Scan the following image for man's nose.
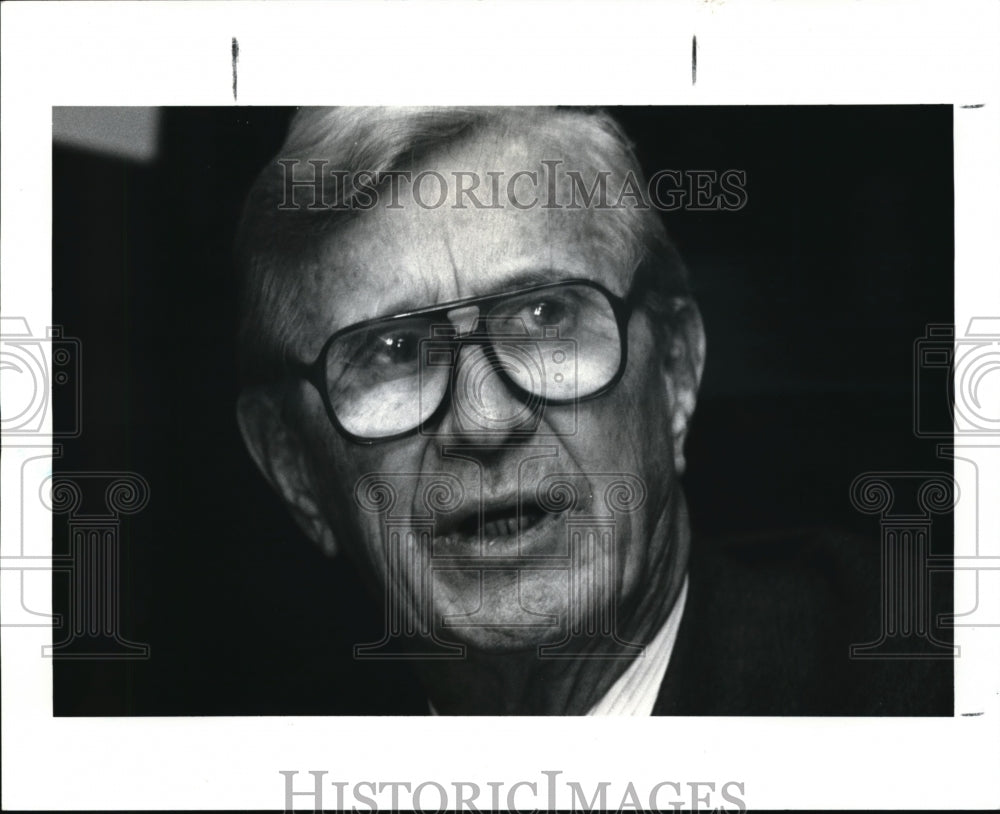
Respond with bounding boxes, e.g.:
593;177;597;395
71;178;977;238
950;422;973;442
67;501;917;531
435;343;541;443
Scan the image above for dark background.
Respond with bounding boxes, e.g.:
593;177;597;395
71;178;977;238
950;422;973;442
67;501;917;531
52;106;954;715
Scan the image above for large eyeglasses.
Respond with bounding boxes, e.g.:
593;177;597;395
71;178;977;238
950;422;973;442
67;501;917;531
292;279;636;444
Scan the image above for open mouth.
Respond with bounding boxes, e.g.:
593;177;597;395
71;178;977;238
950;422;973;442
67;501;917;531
443;501;553;546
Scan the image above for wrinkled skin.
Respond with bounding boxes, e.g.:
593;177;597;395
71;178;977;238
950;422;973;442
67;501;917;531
239;123;704;713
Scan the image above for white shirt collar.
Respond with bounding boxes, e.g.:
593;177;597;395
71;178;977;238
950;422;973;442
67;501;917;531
586;576;688;716
426;576;688;716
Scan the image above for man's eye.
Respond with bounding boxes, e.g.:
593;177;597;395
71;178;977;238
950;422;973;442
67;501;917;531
370;332;419;366
523;298;571;327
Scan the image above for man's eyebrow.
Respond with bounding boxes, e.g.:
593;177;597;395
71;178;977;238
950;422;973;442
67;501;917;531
482;268;577;294
368;268;578;320
361;283;443;323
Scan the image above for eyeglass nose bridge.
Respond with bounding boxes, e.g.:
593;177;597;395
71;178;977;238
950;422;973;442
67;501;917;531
305;278;634;444
420;328;543;399
419;335;553;437
428;312;539;341
442;304;480;336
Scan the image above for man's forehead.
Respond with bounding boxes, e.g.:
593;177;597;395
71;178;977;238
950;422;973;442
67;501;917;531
289;126;639;352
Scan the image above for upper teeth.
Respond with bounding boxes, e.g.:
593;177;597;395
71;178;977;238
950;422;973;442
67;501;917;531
482;517;519;538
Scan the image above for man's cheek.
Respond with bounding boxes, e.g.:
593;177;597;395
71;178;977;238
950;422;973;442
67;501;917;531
319;431;415;492
576;393;653;471
317;438;436;552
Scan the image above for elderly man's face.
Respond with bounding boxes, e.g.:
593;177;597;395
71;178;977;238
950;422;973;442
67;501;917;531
252;124;700;652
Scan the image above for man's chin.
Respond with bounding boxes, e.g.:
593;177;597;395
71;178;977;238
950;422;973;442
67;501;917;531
426;569;571;653
435;623;561;654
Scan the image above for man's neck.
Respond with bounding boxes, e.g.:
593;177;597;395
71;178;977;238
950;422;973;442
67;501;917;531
416;488;691;715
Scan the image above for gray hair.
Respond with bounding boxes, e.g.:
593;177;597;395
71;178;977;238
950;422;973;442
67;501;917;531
235;106;691;388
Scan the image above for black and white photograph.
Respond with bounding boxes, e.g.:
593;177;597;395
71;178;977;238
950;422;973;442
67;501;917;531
3;2;999;811
50;104;956;721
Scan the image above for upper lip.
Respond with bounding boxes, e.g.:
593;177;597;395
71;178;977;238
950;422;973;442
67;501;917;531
438;495;548;538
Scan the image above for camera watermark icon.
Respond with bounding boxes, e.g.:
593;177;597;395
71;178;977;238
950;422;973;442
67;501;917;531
418;319;579;437
0;317;81;441
939;445;1000;629
914;318;1000;438
2;452;64;629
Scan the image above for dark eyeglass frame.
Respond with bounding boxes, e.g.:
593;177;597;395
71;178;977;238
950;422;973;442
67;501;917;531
290;278;642;446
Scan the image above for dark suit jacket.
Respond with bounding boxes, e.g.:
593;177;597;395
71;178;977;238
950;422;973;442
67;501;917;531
335;527;953;716
652;529;953;716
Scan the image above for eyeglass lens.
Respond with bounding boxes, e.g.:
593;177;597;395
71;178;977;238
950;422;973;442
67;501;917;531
324;283;622;439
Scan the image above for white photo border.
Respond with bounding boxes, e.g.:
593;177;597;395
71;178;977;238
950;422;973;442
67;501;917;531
2;1;999;810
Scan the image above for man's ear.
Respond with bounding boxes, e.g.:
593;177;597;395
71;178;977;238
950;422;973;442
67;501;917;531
236;388;338;557
663;300;706;475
